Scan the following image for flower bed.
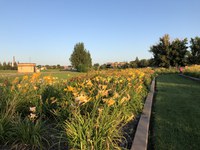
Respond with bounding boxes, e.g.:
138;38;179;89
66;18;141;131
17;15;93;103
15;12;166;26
0;68;154;149
154;67;179;74
183;65;200;78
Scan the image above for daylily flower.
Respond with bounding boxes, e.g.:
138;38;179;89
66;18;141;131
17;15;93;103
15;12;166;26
29;113;37;120
29;106;36;113
75;94;90;104
107;99;115;106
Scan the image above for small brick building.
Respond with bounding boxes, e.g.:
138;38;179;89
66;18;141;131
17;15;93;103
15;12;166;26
18;63;36;73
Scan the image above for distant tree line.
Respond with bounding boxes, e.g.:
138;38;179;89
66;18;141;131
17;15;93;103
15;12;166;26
42;64;64;70
92;57;153;70
0;62;17;70
0;62;66;71
150;34;200;68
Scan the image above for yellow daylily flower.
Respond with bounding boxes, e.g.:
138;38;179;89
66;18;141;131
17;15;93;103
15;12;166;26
75;94;90;104
107;99;115;107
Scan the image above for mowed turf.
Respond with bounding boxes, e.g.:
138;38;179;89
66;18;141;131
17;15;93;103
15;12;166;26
0;70;84;81
153;74;200;150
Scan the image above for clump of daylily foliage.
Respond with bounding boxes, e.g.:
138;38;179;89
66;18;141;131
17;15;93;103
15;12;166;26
0;68;154;150
183;65;200;78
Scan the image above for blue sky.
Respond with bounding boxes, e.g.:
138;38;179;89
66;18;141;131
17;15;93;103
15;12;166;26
0;0;200;65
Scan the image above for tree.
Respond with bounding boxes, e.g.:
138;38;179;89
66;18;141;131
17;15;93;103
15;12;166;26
170;38;188;66
190;37;200;64
56;64;61;69
52;65;56;69
70;42;92;72
100;64;107;70
93;63;100;70
130;57;140;68
148;58;155;67
45;65;50;69
13;62;18;70
138;59;150;68
0;62;2;70
135;57;140;67
3;62;7;70
150;34;171;67
129;61;137;68
150;34;188;67
121;62;129;69
86;51;92;68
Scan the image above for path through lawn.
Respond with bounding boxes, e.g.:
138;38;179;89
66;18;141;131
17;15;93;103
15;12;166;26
152;74;200;150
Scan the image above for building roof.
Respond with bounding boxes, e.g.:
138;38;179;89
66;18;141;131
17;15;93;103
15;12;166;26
18;63;36;67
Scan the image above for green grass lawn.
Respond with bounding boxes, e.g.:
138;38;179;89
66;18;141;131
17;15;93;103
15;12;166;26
41;71;85;80
0;70;17;73
152;74;200;150
0;70;24;80
184;72;200;78
0;69;85;81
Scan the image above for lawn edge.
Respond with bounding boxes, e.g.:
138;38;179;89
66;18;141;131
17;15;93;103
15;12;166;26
131;78;155;150
179;74;200;81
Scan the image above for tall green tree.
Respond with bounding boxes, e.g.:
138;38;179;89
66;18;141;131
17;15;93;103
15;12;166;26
0;62;2;70
170;38;188;66
13;62;18;70
70;42;92;72
190;37;200;64
3;62;7;70
150;34;188;67
150;34;171;67
130;57;140;68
